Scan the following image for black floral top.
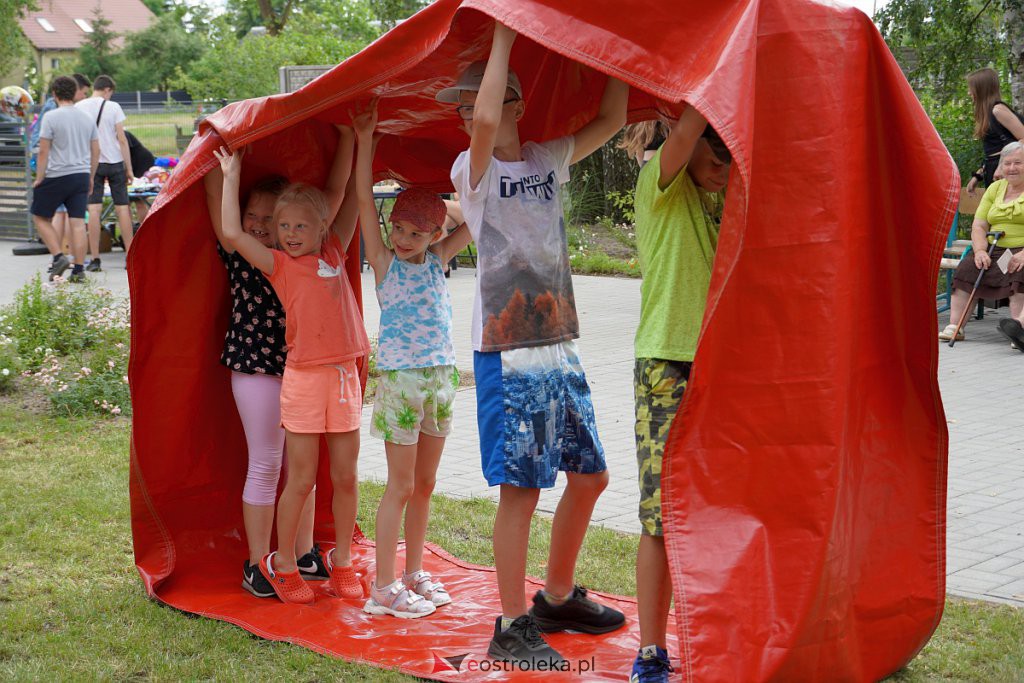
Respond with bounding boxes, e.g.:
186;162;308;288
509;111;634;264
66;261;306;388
218;244;287;375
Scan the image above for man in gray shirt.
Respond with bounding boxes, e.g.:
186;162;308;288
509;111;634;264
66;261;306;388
31;75;99;282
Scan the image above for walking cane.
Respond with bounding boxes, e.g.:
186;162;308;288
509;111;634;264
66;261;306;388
948;230;1005;348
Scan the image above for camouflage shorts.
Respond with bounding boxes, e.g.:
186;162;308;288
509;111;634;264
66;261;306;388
635;358;691;536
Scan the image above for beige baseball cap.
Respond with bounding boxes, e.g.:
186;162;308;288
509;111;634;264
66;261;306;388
436;60;523;103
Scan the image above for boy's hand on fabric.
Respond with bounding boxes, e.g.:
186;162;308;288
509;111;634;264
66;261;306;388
351;99;379;139
213;146;244;179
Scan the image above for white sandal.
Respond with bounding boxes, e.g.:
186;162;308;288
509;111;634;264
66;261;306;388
363;579;436;619
938;324;964;341
404;569;452;606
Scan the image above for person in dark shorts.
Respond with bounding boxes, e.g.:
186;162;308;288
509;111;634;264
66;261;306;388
31;76;99;282
76;75;134;270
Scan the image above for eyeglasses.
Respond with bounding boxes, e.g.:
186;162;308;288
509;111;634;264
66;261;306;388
455;97;520;120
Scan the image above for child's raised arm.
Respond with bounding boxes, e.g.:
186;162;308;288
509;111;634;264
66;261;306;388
213;146;275;274
330;170;359;251
324;125;355;222
658;106;707;190
467;21;517;189
203;164;233;252
431;200;473;263
352;100;392;275
570;76;629;165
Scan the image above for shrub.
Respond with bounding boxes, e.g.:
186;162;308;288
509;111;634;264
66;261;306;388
3;277;131;417
0;329;21;394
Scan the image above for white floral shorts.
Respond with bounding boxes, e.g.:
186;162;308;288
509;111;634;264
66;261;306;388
370;365;459;445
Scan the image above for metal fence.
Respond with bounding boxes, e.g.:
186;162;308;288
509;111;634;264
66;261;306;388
0;122;31;241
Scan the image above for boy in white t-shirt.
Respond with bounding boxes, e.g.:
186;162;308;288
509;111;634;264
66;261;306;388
437;20;628;668
75;75;134;268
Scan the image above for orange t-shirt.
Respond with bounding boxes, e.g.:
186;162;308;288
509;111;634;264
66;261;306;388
265;234;370;368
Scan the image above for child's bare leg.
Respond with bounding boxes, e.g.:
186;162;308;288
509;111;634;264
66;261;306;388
53;211;67;252
68;217;87;266
375;442;417;584
495;484;540;616
637;534;672;649
275;431;319;572
326;429;359;566
403;434;445;573
243;503;274;564
296;489;316;556
544;470;609;596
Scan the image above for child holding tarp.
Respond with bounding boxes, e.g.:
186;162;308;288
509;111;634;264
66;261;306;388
628;109;731;683
214;140;370;605
437;20;628;668
352;101;473;618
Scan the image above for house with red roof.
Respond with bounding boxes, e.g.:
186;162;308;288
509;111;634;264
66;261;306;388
4;0;155;92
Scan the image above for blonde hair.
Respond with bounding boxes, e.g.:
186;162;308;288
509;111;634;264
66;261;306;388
968;68;1003;139
618;121;670;161
274;183;330;238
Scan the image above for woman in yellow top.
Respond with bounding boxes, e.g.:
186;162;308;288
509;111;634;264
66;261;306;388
941;141;1024;349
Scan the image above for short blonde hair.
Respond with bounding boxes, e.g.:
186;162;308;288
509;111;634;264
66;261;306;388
274;183;330;237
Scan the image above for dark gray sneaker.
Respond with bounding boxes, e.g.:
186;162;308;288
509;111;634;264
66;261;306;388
68;269;86;283
242;560;275;598
487;614;565;669
296;543;330;580
529;586;626;634
85;258;102;272
48;254;70;281
997;318;1024;352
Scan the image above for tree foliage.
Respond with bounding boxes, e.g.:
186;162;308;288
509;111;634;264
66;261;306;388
171;15;371;100
117;13;205;91
0;0;34;81
875;0;1007;100
71;7;121;81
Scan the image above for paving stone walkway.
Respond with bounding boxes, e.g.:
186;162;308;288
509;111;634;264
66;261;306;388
3;246;1022;606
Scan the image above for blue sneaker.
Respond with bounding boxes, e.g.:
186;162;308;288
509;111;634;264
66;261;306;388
630;645;673;683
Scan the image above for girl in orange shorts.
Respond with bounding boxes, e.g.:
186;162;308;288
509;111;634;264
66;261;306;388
215;140;370;604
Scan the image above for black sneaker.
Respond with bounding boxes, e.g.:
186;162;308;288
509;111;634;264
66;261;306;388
68;269;85;283
529;586;626;634
296;543;330;580
48;254;70;281
85;258;102;272
487;614;565;669
242;560;275;597
997;318;1024;353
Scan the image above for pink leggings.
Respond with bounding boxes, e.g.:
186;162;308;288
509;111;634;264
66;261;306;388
231;371;285;506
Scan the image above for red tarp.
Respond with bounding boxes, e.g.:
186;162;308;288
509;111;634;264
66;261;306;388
128;1;955;681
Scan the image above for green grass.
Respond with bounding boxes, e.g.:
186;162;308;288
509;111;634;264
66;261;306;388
0;405;1021;680
570;251;641;277
123;109;198;158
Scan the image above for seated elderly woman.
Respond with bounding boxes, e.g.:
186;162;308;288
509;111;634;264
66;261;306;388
940;141;1024;348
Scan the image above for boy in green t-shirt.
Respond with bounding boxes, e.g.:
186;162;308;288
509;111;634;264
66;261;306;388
629;106;730;683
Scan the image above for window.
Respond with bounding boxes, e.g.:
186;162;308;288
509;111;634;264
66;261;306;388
36;17;56;32
51;58;60;69
74;18;93;33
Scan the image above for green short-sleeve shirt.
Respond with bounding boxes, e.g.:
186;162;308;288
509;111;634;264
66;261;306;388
633;148;721;362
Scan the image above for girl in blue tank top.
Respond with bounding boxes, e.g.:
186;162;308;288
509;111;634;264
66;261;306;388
352;100;474;619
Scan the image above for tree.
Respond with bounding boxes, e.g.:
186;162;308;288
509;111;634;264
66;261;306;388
118;13;206;91
172;14;372;100
1006;0;1024;105
1;0;35;79
71;7;121;80
368;0;427;30
875;0;1007;101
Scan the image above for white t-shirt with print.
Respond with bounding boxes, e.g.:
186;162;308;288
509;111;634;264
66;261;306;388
75;97;126;164
451;136;578;353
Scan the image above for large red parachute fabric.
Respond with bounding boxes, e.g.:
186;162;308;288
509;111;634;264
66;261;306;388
128;0;955;680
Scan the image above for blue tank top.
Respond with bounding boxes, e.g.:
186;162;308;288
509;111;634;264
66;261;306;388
375;251;455;370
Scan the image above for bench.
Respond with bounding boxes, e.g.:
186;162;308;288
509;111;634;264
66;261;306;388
937;188;981;313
